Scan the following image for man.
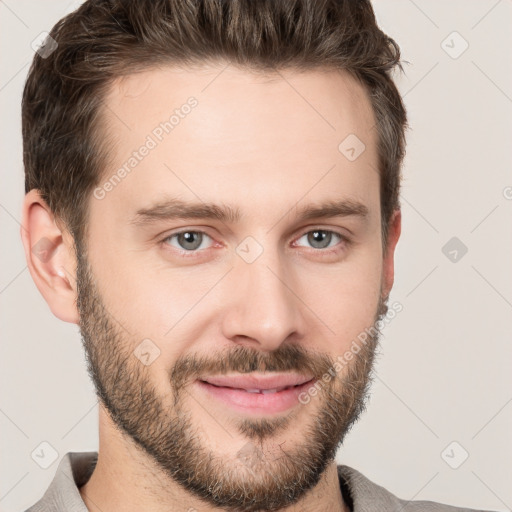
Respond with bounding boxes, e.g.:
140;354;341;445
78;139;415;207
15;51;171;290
19;0;492;511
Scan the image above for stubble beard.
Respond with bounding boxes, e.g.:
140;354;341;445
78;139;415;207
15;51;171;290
76;244;388;512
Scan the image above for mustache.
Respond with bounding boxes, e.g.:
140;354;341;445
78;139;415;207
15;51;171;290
168;296;389;394
170;344;335;392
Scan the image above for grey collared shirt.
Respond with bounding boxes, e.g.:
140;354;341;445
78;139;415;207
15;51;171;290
25;452;493;512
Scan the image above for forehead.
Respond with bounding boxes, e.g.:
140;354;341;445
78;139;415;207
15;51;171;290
104;63;376;144
93;63;379;225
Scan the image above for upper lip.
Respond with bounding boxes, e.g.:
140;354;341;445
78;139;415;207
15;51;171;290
199;373;315;391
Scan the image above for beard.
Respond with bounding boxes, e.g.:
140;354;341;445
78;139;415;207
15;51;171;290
75;242;388;512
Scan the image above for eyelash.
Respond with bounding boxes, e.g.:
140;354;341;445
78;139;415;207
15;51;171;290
159;228;351;259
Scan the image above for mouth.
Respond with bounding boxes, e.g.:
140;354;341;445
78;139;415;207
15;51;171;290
199;373;314;391
195;373;316;415
207;384;302;394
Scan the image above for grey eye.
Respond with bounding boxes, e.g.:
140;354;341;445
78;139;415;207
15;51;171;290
297;230;342;249
165;231;212;251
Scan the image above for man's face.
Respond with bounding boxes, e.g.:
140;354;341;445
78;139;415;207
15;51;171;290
77;64;393;511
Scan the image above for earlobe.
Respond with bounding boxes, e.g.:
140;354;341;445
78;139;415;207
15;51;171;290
381;209;402;300
20;189;80;324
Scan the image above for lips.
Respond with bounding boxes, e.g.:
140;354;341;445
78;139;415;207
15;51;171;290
195;374;317;414
199;373;314;393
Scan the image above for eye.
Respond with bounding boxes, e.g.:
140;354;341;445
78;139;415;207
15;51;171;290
160;228;349;258
295;229;347;251
162;230;213;252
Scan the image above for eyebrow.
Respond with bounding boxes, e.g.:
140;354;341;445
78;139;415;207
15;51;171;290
129;197;369;227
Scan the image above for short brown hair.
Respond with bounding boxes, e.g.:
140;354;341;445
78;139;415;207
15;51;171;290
22;0;407;254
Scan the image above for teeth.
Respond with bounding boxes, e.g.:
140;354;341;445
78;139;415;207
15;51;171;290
261;388;281;394
244;387;290;394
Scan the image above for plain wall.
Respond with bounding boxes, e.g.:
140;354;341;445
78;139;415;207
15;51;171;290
1;1;511;510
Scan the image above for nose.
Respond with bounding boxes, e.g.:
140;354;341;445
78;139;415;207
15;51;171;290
221;248;305;352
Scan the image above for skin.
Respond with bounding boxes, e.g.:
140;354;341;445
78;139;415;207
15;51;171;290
21;63;401;512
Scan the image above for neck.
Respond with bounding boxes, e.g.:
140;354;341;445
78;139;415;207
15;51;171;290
79;408;350;512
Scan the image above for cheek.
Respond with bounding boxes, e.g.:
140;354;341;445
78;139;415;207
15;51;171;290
97;260;223;378
298;245;383;349
113;272;190;340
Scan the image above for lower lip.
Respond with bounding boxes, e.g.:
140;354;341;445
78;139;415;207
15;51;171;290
195;379;316;415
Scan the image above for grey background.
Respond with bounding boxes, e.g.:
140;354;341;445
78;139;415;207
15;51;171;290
1;0;511;510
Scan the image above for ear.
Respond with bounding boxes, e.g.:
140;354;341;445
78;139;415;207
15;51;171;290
20;189;79;324
381;209;401;300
